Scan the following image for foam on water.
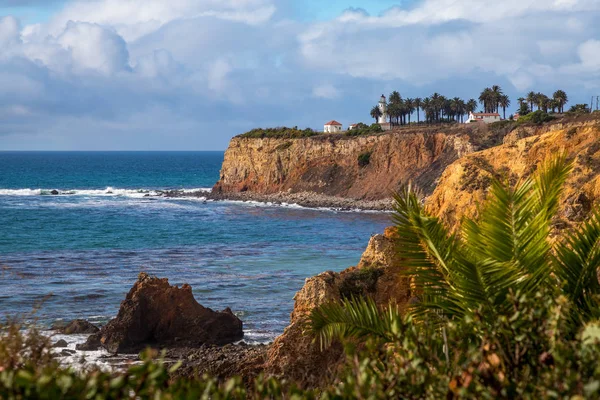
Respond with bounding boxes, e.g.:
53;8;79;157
0;187;212;197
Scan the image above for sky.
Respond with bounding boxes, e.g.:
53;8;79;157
0;0;599;150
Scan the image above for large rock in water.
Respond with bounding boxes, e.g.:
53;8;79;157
81;273;243;353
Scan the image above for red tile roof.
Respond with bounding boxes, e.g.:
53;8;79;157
324;120;342;126
471;112;500;116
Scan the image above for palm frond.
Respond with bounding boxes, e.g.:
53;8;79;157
461;155;571;310
554;208;600;320
392;186;487;322
309;296;402;350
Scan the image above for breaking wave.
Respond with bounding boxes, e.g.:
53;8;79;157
0;187;212;198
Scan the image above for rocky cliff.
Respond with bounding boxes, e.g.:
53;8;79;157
213;126;477;205
428;116;600;230
259;115;600;387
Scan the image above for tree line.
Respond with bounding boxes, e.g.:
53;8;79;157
370;86;571;126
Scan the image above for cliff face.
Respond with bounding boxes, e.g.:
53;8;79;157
263;227;411;387
428;118;600;229
214;129;475;200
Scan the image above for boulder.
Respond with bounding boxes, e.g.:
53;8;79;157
76;333;102;351
51;319;100;334
90;273;243;353
53;339;68;348
50;190;59;195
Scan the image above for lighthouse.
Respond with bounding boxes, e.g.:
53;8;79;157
378;94;388;124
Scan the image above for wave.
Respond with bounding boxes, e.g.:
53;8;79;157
0;187;212;198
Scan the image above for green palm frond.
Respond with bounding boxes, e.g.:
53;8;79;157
554;209;600;320
309;296;402;350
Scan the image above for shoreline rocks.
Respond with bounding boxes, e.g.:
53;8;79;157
51;319;100;335
79;273;243;354
207;190;395;211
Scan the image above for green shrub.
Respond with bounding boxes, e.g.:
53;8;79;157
345;123;383;137
517;110;556;125
338;267;384;299
357;151;372;168
238;127;318;139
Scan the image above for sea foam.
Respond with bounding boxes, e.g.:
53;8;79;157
0;187;212;198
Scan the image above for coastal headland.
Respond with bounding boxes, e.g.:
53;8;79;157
58;113;600;388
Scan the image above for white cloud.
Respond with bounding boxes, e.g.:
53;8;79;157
577;39;600;68
1;0;600;149
0;16;20;50
45;0;276;41
56;22;130;75
312;83;340;99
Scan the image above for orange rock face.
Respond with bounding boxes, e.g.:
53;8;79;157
428;118;600;230
214;128;475;200
263;227;412;387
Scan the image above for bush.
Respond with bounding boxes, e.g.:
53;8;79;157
328;291;600;399
238;127;318;139
345;123;383;137
517;110;556;125
357;151;372;168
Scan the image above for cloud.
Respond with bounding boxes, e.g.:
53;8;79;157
1;0;600;150
45;0;277;41
313;83;340;99
56;21;130;74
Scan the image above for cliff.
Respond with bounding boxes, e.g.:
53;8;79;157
212;126;478;205
428;117;600;230
263;227;411;387
259;115;600;387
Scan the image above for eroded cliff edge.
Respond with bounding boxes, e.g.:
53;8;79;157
258;115;600;387
211;125;478;209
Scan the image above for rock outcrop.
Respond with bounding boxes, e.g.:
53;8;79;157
263;227;412;387
213;127;477;204
80;273;243;353
428;117;600;230
51;319;99;334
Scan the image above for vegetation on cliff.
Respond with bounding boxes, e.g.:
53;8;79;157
311;155;600;398
238;126;318;139
373;85;573;127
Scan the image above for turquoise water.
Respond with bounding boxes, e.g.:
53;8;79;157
0;152;390;342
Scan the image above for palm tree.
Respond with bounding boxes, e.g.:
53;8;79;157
490;85;503;112
414;98;422;124
466;99;477;114
499;94;510;119
312;154;600;345
517;97;525;108
536;93;550;112
479;88;493;113
422;98;431;124
431;93;443;123
553;90;568;113
370;105;382;123
405;98;415;124
527;91;537;112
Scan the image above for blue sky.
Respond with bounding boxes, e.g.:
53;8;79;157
0;0;599;150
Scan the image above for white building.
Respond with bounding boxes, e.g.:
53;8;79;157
324;120;343;133
378;95;388;125
377;94;393;131
467;112;501;124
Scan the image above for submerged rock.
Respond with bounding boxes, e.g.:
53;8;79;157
87;273;243;354
51;319;100;334
53;339;68;348
50;190;59;195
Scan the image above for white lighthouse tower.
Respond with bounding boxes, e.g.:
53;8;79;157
378;94;388;124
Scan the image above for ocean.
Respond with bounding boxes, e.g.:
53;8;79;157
0;151;390;344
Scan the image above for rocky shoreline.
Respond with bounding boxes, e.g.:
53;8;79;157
206;190;394;211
